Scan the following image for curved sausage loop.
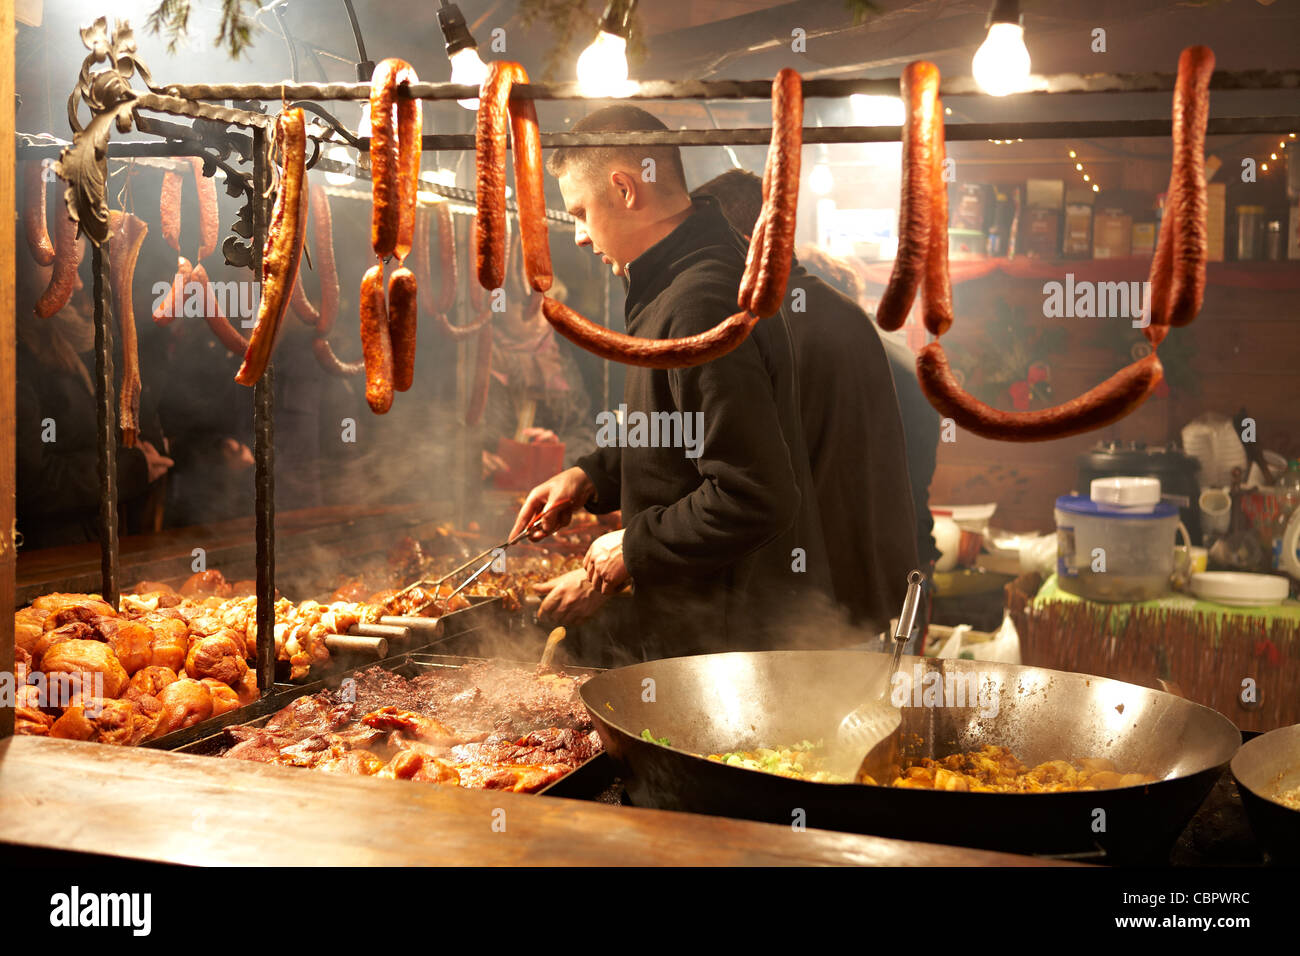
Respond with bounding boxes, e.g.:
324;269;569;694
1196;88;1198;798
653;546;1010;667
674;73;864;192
474;61;554;293
875;61;938;332
312;337;365;377
916;343;1164;443
1142;46;1214;346
369;58;420;261
541;296;759;370
24;160;55;265
748;68;802;319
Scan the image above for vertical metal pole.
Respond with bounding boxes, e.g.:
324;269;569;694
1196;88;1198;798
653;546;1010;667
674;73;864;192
93;241;119;608
252;126;276;692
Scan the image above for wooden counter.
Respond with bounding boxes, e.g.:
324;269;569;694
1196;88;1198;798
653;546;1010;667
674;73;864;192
0;737;1069;867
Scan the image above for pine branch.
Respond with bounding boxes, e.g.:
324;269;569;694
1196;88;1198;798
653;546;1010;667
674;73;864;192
145;0;258;60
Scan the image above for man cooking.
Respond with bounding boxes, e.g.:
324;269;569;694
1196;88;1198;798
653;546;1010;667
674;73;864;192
510;105;831;661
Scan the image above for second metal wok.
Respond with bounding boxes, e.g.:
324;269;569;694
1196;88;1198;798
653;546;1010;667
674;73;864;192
580;650;1240;862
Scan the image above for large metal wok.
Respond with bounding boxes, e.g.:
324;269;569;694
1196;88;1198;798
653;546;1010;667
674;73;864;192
1231;723;1300;864
580;650;1240;861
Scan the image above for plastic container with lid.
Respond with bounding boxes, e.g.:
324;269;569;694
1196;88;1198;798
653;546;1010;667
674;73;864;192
1055;495;1183;602
1089;476;1162;512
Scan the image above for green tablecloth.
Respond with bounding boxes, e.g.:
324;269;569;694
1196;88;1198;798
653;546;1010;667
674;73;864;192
1034;573;1300;622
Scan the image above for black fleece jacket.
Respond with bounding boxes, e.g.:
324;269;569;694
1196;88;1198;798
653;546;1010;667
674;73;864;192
576;197;831;657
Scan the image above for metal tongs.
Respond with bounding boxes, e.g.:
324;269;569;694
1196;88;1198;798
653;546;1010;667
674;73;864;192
835;569;925;785
386;498;574;616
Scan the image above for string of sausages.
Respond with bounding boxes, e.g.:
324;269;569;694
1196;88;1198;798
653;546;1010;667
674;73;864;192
471;61;803;369
358;57;423;413
881;49;1212;442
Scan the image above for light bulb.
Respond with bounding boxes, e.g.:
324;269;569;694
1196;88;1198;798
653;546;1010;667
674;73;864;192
450;47;489;110
810;162;834;195
849;94;905;126
972;22;1031;96
357;100;372;139
323;145;355;186
1092;184;1099;192
577;31;633;97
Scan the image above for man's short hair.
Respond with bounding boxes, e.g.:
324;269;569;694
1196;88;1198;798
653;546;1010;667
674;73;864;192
546;105;687;192
692;169;762;236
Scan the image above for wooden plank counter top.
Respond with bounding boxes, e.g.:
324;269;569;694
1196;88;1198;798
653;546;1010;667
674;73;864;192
0;737;1070;867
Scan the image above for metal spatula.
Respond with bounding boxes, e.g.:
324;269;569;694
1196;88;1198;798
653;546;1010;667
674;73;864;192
836;569;924;785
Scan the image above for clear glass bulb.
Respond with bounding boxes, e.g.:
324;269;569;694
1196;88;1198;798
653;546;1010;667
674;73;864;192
972;22;1031;97
451;47;489;110
810;162;834;196
323;144;355;186
577;31;633;98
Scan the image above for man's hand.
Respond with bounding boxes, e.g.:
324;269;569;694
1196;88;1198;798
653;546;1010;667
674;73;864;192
219;437;254;471
137;440;175;483
584;529;629;595
510;466;595;540
534;568;611;626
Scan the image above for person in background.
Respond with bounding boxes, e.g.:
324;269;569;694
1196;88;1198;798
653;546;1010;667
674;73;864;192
693;169;930;625
15;272;174;550
512;105;832;659
795;244;942;568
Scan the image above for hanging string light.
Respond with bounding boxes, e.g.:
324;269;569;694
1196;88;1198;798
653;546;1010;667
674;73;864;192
1068;147;1100;193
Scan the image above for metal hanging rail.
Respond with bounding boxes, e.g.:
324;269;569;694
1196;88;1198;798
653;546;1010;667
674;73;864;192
156;69;1300;103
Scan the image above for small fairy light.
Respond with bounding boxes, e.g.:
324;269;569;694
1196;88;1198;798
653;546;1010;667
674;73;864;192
1262;162;1269;172
1092;184;1100;192
1068;149;1077;158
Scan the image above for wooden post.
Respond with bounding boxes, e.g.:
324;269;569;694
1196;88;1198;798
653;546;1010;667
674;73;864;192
1;0;16;739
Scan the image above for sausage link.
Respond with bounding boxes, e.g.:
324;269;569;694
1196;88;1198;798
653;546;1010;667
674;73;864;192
35;206;83;319
24;160;55;266
916;342;1163;442
465;322;493;426
360;263;394;413
312;336;365;377
505;63;552;293
738;132;777;311
1143;198;1174;347
473;61;523;292
290;267;321;325
235;108;308;387
751;68;803;319
160;170;182;253
922;86;953;337
1165;46;1214;329
541;296;759;369
310;184;340;336
387;266;418;392
108;211;149;448
395;63;422;264
467;214;492;314
875;61;937;332
192;263;249;355
433;201;457;313
153;256;192;327
436;308;493;340
369;59;418;260
190;157;220;262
